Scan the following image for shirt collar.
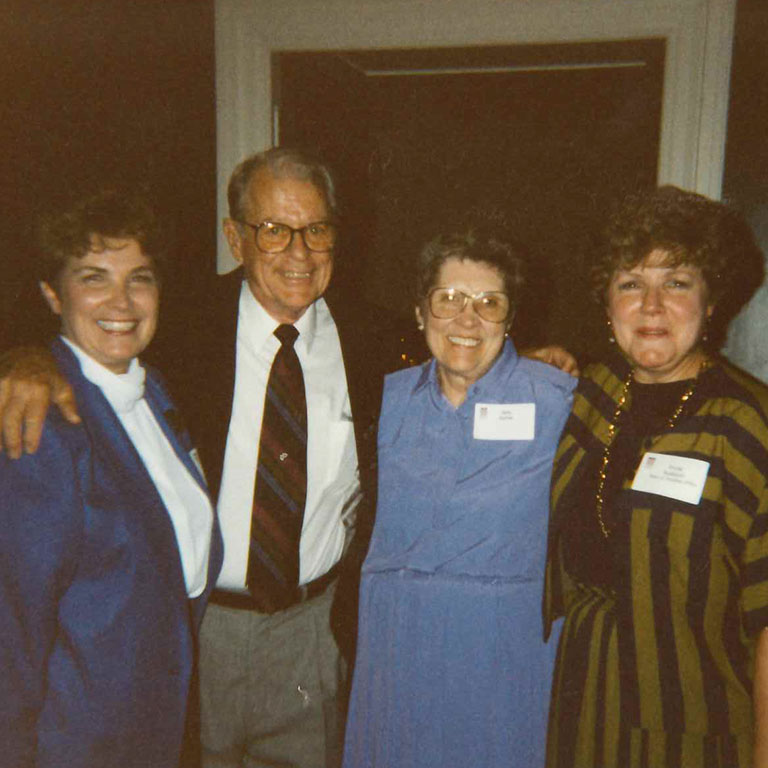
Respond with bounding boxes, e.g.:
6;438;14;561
61;335;146;414
414;340;519;406
238;279;319;353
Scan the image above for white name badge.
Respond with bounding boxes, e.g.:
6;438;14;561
473;403;535;441
631;452;709;505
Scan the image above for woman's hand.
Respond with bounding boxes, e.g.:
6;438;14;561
520;345;580;377
0;347;79;458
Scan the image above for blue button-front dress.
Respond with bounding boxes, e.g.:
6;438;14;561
343;342;574;768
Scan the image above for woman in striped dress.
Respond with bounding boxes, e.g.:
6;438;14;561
544;185;768;768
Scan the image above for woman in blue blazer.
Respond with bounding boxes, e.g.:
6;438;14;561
0;190;222;768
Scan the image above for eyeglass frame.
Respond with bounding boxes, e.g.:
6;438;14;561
426;286;513;324
236;219;338;254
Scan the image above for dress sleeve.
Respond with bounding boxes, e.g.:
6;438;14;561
0;421;84;765
741;482;768;636
729;402;768;637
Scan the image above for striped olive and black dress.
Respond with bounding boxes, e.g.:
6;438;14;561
544;353;768;768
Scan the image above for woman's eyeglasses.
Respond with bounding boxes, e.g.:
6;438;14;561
427;287;511;323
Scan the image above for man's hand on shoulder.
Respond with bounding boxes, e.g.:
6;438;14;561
0;347;79;458
520;345;580;378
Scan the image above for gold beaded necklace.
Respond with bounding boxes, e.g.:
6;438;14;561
595;359;709;538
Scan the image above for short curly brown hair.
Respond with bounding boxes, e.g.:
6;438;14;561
35;188;166;288
592;185;764;345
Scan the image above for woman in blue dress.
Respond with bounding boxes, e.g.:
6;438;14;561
343;222;576;767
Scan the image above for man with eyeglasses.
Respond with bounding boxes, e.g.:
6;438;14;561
186;147;400;768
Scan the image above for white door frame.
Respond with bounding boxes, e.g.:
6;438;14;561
214;0;736;271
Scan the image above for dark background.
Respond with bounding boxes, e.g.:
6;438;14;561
0;0;217;350
1;0;766;367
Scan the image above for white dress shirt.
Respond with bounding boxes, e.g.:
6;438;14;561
63;337;213;597
216;282;360;591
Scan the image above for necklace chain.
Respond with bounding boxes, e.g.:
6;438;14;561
595;360;709;538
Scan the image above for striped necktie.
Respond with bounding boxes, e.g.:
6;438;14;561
246;323;307;612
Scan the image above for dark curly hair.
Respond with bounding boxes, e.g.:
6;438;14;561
592;185;764;347
415;216;527;314
35;188;166;288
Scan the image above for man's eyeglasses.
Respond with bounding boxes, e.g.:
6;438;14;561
238;219;338;254
427;287;511;323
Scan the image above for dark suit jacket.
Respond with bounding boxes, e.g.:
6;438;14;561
153;269;406;660
0;339;223;768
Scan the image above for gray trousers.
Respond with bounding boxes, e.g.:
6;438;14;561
199;584;345;768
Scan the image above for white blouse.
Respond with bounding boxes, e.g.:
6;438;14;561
62;337;213;597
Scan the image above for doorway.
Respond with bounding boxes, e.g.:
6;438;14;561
274;40;664;362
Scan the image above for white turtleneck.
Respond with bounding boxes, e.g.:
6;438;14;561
61;336;213;598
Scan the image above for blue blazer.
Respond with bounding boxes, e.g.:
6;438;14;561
0;339;223;768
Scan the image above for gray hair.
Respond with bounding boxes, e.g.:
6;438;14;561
227;147;338;222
